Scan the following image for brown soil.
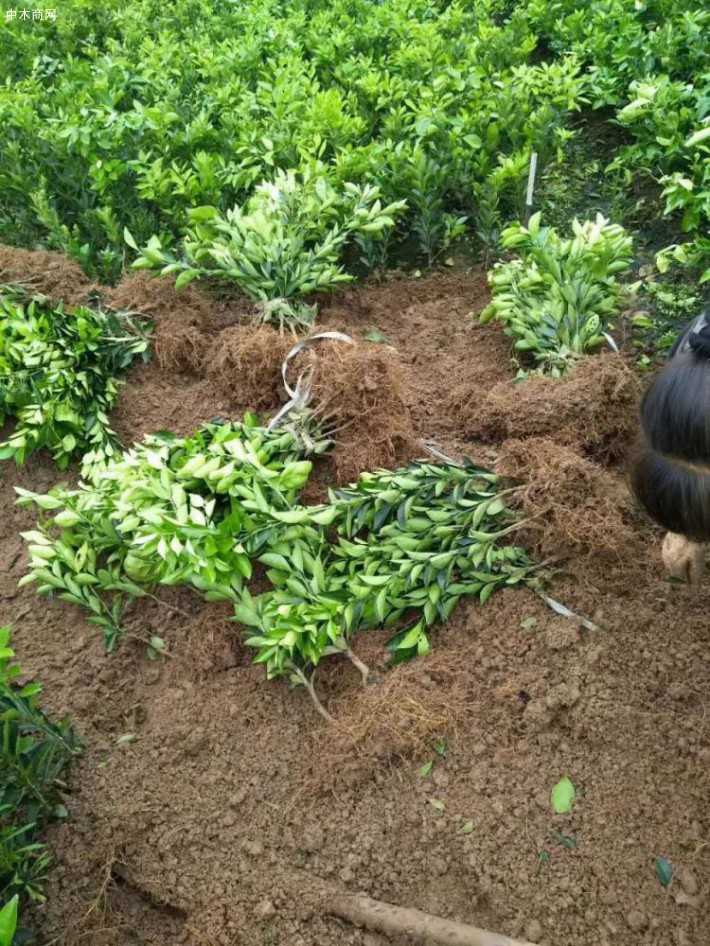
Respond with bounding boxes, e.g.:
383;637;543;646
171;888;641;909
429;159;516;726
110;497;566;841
0;247;707;946
495;437;644;565
460;355;642;463
0;245;93;306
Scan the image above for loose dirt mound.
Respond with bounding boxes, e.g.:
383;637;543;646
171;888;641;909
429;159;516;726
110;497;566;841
206;325;293;411
2;254;708;946
103;272;251;375
496;437;641;562
0;244;93;306
308;339;420;481
460;355;641;463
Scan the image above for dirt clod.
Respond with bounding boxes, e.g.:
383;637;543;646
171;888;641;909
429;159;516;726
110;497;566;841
626;910;649;933
678;867;699;896
544;618;579;651
257;899;277;920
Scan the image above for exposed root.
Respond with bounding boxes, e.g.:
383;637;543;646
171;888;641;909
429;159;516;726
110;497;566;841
206;325;418;479
344;646;371;685
302;668;337;727
205;325;292;411
325;886;536;946
44;848;123;946
156;324;210;374
103;272;250;376
311;647;468;789
496;437;641;561
0;244;93;307
459;354;641;464
307;336;420;482
170;603;240;681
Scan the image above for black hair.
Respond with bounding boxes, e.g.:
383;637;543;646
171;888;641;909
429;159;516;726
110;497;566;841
629;311;710;542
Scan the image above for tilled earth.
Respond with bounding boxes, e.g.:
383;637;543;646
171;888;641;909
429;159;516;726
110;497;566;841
0;251;707;946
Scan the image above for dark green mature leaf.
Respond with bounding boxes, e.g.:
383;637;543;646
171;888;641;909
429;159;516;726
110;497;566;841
1;628;79;917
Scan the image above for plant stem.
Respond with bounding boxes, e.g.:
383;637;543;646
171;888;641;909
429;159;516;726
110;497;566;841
344;646;370;684
142;592;193;621
301;669;336;726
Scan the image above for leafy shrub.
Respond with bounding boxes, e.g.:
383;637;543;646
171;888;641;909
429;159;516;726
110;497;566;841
0;285;151;477
17;416;539;698
0;0;583;277
17;412;329;649
0;627;79;934
481;213;633;375
525;0;709;107
129;168;405;320
632;280;705;358
239;461;537;682
406;147;467;265
656;124;710;283
611;78;704;180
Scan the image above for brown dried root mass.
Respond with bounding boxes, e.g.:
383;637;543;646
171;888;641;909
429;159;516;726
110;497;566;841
312;647;469;789
496;436;640;562
460;354;641;463
307;337;420;482
206;326;419;480
103;272;250;375
0;244;93;306
205;325;293;412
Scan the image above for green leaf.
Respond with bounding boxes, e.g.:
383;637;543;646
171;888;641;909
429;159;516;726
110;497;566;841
654;857;673;888
418;760;434;777
427;798;446;814
124;227;139;250
54;509;81;528
551;777;576;814
460;821;475;835
686;127;710;148
175;269;199;291
0;895;18;946
553;828;577;851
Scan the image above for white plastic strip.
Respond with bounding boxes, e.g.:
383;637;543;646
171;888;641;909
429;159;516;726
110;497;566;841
603;332;619;354
280;330;354;398
539;594;599;632
420;440;464;466
267;331;354;430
